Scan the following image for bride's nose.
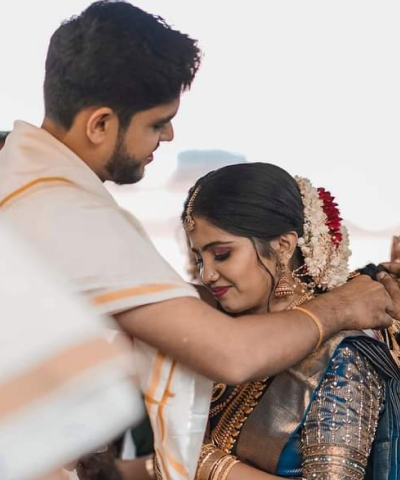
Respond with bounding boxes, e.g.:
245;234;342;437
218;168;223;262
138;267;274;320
201;265;219;284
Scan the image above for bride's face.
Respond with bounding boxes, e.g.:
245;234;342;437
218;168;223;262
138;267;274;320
188;216;278;315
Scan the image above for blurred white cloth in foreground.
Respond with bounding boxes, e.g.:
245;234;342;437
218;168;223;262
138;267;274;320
0;222;143;480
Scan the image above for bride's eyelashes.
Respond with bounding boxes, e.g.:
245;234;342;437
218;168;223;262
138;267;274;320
193;251;231;266
214;252;230;262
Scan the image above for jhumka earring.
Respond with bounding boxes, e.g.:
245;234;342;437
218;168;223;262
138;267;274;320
274;262;295;298
183;186;201;232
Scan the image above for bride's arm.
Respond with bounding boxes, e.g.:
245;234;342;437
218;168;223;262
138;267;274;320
300;343;384;480
195;444;298;480
225;462;295;479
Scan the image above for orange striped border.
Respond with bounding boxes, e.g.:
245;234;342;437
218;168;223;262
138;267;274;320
0;336;130;422
0;177;75;210
91;284;181;305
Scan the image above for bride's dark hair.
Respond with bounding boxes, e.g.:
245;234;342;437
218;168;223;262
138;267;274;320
182;162;304;260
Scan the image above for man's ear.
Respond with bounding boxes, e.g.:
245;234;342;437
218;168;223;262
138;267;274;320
85;107;118;145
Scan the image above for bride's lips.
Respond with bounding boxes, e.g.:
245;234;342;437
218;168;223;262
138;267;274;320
146;153;154;163
211;286;231;298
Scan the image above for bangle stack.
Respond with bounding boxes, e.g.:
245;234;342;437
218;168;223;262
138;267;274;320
196;444;240;480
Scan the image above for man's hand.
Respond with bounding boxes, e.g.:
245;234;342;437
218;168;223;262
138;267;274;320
377;262;400;320
391;236;400;263
321;275;396;332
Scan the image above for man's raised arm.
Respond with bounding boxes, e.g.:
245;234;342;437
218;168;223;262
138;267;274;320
116;275;395;384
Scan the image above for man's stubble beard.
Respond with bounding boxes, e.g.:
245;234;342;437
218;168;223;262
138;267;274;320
105;133;144;185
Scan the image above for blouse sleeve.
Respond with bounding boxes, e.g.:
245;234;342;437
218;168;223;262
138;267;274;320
301;343;385;480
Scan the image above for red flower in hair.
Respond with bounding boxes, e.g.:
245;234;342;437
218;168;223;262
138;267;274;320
317;188;343;245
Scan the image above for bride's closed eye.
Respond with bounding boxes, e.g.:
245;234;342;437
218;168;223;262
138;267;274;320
214;252;230;262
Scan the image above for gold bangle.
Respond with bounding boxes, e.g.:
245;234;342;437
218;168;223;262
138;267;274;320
210;455;239;480
219;459;240;480
197;444;220;474
293;306;324;351
145;455;156;479
196;447;226;480
209;455;229;479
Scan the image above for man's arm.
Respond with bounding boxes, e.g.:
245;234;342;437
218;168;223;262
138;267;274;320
115;275;395;384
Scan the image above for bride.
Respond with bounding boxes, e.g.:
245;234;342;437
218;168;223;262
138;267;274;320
182;162;400;480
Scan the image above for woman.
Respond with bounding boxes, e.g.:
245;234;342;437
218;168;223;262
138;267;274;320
180;163;400;480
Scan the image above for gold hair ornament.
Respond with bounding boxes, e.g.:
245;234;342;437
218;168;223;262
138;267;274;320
183;186;201;232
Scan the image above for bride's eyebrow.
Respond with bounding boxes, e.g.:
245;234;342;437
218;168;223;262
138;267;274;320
194;241;234;252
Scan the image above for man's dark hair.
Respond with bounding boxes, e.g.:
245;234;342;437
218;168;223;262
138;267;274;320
44;0;201;130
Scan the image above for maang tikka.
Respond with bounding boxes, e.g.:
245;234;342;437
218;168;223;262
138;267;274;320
183;186;201;232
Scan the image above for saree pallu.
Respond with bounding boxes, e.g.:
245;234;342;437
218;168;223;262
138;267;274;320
234;332;400;479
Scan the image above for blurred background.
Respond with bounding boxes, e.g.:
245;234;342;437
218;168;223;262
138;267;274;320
1;0;399;277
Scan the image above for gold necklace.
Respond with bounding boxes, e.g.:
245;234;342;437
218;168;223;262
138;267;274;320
209;385;242;419
210;380;267;454
209;292;314;454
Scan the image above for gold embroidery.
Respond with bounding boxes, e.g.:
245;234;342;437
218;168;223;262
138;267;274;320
301;344;384;479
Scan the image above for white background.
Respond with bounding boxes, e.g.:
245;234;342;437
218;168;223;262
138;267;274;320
1;1;399;276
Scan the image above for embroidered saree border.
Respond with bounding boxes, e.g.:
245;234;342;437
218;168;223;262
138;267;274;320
235;331;362;473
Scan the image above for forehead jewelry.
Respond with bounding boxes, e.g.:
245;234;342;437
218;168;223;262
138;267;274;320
183;186;201;232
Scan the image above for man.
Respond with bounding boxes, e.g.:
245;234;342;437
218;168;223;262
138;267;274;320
0;1;397;478
0;222;141;480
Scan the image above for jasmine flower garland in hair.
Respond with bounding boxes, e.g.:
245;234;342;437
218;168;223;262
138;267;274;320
295;176;351;291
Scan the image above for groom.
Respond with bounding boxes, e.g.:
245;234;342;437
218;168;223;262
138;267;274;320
0;2;398;473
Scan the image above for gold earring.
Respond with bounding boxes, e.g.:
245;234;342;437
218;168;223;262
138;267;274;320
274;262;294;298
